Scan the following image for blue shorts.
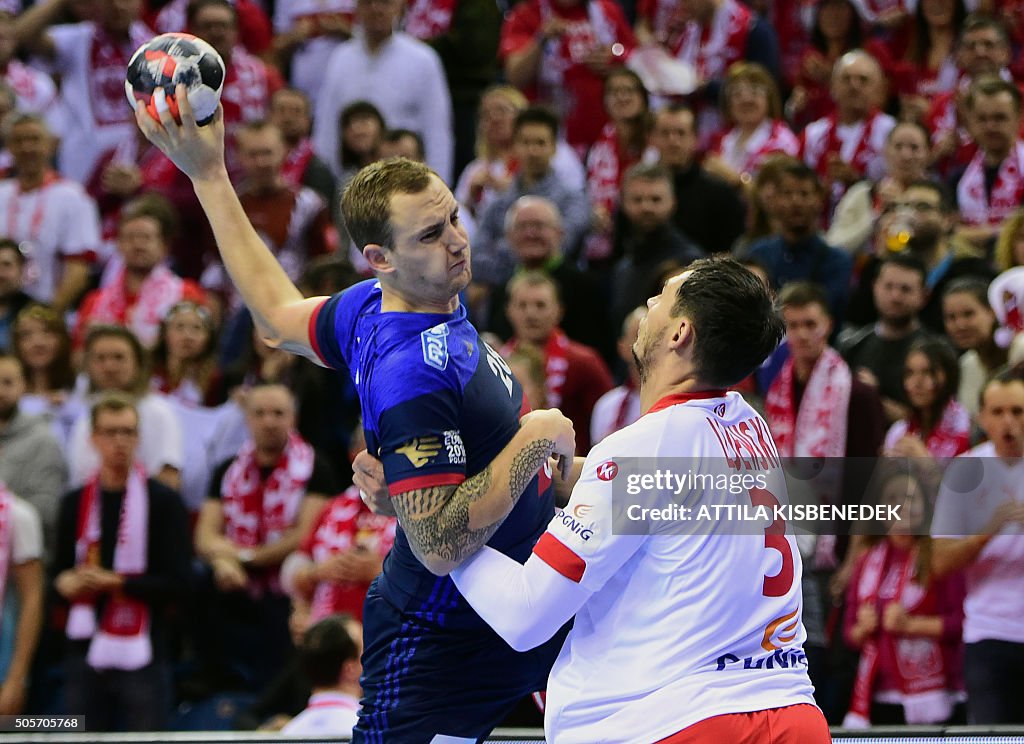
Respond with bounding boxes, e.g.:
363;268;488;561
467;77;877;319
353;581;568;744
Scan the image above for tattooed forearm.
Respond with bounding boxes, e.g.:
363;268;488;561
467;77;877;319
509;439;555;501
393;466;505;573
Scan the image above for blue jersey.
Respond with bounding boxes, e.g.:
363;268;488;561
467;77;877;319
310;280;556;628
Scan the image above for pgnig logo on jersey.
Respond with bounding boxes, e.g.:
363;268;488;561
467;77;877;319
555;508;594;541
596;461;618;481
421;323;449;371
714;609;807;672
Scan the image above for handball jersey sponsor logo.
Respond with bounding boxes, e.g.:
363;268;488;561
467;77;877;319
397;436;442;468
421;323;449;370
555;508;595;541
596;461;618;481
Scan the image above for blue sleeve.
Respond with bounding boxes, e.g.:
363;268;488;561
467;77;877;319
309;279;379;372
376;379;468;497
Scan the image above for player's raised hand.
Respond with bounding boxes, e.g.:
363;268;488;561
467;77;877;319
134;83;227;183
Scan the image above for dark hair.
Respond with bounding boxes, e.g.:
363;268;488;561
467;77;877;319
84;325;148;395
904;178;954;213
271;87;311;116
980;364;1024;410
966;74;1022;113
506;270;562;306
942;276;992;309
776;157;824;193
777;281;831;317
0;238;24;265
341;157;436;250
669;256;783;386
300;614;359;689
514;106;559;140
959;13;1010;48
811;0;862;54
151;302;220;403
187;0;237;25
383;128;425;161
910;0;967;66
604;68;651;154
878;253;928;287
121;193;179;242
887;119;931;148
904;337;960;434
339;100;385;168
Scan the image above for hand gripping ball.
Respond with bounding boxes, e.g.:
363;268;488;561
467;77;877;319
125;33;225;126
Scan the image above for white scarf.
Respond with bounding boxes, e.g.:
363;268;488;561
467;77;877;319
956;141;1024;228
671;0;751;81
715;119;800;177
537;0;617;96
89;265;186;347
66;465;152;671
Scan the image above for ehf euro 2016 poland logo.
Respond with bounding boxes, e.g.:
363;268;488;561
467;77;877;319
596;461;618;481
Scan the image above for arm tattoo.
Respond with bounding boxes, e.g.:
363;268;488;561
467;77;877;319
395;438;555;570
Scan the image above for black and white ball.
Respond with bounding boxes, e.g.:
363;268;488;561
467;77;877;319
125;33;225;126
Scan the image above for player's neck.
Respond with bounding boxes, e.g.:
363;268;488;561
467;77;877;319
380;287;458;314
638;369;703;414
17;167;49;190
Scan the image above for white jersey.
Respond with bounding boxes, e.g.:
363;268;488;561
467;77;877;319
931;441;1024;644
0;175;100;302
280;691;359;737
50;21;153;183
538;390;816;744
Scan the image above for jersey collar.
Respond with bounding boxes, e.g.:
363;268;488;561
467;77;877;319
645;389;728;416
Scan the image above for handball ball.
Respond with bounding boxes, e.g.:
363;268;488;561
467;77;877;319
125;33;225;126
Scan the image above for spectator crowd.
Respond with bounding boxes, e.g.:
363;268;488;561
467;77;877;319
0;0;1022;733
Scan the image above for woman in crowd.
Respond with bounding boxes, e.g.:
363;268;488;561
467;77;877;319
704;63;799;192
843;468;965;726
151;301;226;408
336;101;385;187
883;338;971;460
787;0;864;130
584;69;650;263
886;0;966;120
13;303;82;450
994;208;1024;272
942;278;1012;419
828;120;933;256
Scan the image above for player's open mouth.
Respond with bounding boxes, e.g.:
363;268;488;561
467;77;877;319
449;261;466;272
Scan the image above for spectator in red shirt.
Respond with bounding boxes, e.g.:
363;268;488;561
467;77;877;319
501;271;613;454
500;0;635;156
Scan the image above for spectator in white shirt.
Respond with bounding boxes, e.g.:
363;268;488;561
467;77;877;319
311;0;453;183
931;368;1024;724
281;613;362;737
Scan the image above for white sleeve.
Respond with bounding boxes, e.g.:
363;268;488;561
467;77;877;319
311;54;344;177
419;49;453;184
59;186;101;259
540;449;647;593
141;396;184;472
930;457;975;539
11;497;43;565
49;23;88;69
451;546;590;652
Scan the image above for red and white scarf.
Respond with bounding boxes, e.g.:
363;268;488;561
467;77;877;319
501;329;571;409
670;0;751;81
281;139;316;191
88;265;186;347
305;488;396;623
403;0;458;39
221;431;314;567
765;346;851;459
812;110;885;182
712;119;800;178
885;399;971;459
848;0;909;24
0;486;13;620
845;541;952;727
584;122;640;260
537;0;618;96
956;141;1024;228
66;465;152;671
90;24;153;126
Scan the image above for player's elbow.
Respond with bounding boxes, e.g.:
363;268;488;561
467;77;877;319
505;624;550;653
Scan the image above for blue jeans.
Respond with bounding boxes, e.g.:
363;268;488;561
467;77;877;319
964;639;1024;724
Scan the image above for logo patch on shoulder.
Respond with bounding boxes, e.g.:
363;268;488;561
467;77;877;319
715;403;727;417
596;461;618;481
421;323;449;371
397;436;442;468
